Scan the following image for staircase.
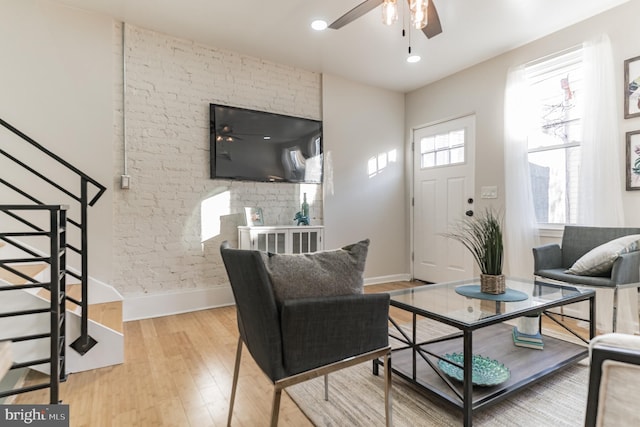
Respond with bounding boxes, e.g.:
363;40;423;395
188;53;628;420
0;118;123;403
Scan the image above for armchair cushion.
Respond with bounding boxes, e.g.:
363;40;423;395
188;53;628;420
262;239;369;303
566;234;640;276
279;293;390;375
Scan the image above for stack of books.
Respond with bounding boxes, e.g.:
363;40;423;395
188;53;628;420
512;326;544;350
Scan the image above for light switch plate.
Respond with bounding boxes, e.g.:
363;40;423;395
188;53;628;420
121;174;131;190
481;186;497;199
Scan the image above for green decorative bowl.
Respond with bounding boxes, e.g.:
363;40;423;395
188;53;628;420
438;353;510;386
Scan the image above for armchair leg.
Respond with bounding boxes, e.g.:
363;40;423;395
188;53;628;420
384;352;392;427
227;338;243;427
271;387;283;427
612;287;619;332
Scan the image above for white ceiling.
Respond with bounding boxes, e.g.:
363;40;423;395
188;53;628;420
50;0;629;92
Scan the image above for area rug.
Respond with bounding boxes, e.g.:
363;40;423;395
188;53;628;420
287;319;589;426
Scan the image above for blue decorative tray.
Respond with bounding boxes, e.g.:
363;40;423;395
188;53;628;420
437;353;510;386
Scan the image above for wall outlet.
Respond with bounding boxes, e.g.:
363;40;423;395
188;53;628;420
480;186;497;199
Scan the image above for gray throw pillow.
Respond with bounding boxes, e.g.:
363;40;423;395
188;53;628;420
261;239;370;303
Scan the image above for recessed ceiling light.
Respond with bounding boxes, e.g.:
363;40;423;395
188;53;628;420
407;55;421;63
311;20;328;31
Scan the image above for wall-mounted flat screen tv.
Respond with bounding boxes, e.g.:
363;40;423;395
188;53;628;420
210;104;323;183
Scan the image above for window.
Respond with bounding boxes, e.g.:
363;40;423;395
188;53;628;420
419;129;465;169
525;48;583;224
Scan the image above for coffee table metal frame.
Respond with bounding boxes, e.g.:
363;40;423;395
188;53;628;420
373;278;595;427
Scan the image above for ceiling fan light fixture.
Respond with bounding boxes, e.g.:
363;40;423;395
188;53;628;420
409;0;428;29
381;0;398;26
311;19;328;31
407;55;421;63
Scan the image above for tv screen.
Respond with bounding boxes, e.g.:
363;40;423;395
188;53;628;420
210;104;323;183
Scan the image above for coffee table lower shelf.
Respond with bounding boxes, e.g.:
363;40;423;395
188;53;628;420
379;322;588;414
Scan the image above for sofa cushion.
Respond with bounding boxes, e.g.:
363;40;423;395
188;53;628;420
566;235;640;276
262;239;369;303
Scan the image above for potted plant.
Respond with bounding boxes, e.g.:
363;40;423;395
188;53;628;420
445;208;505;294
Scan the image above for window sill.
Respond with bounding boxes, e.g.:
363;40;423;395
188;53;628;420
537;224;564;239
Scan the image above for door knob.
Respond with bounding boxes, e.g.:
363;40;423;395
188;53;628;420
465;210;474;217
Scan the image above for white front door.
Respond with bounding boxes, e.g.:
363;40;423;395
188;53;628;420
413;115;476;283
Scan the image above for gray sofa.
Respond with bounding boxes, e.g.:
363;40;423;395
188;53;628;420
533;225;640;331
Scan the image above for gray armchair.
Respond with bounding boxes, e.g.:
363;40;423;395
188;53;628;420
220;241;392;427
533;226;640;331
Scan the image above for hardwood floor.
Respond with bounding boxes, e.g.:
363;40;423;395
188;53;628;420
13;281;587;426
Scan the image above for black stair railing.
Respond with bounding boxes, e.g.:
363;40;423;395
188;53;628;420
0;205;67;404
0;117;106;355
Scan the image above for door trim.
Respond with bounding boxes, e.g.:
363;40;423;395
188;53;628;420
410;113;476;281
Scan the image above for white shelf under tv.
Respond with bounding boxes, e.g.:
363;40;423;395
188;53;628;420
238;225;324;254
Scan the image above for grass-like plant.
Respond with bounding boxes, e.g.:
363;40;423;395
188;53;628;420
445;208;504;275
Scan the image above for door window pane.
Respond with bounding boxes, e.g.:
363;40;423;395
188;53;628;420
420;129;466;169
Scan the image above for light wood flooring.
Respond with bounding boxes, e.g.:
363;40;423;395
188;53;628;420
13;281;587;426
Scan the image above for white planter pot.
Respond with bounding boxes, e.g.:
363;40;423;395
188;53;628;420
518;315;540;335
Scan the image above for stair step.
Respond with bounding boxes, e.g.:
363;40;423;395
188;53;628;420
35;285;123;334
88;301;123;334
36;287;79;311
66;283;82;301
0;341;13;381
0;264;47;285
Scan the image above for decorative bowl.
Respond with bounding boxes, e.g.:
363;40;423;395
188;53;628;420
437;353;510;386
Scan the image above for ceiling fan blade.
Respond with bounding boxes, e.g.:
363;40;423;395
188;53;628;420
328;0;383;30
422;0;442;39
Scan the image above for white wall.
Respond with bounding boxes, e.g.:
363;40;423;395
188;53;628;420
0;0;114;281
114;24;322;303
406;0;640;229
322;74;408;281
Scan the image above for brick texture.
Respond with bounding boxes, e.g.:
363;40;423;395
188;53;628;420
112;23;322;297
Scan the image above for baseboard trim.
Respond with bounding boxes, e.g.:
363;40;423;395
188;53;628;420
123;286;235;322
364;274;412;286
124;274;412;321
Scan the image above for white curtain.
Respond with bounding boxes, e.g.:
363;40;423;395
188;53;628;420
503;66;540;278
578;34;625;226
580;35;633;333
579;36;633;332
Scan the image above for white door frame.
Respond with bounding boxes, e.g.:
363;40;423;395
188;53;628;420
410;113;476;282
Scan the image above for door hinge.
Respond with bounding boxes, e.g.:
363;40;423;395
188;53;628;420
411;252;414;261
411;197;414;207
411;142;415;151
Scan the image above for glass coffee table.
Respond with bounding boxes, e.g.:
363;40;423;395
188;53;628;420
373;277;595;427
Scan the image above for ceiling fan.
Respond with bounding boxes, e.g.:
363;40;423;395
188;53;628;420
328;0;442;39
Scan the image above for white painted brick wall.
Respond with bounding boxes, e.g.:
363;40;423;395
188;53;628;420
112;23;322;297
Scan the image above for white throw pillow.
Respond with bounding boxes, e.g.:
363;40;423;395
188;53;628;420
566;234;640;276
